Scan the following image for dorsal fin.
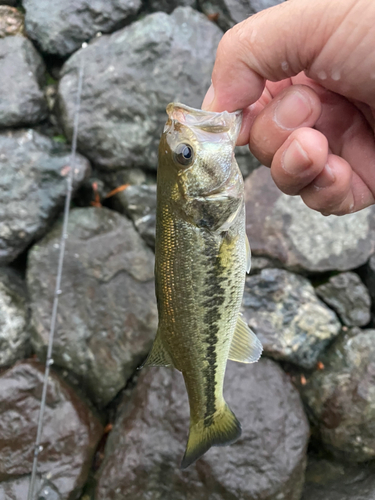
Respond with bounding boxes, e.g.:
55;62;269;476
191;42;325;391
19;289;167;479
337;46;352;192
229;315;262;363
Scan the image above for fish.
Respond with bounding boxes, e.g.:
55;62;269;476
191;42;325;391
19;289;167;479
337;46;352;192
144;102;263;469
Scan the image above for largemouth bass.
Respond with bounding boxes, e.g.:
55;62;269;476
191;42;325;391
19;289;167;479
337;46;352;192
145;103;262;469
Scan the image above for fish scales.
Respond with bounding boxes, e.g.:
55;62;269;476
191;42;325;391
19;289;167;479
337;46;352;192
145;103;263;469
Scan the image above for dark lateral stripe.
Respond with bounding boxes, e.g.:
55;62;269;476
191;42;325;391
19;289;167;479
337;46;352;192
201;233;226;427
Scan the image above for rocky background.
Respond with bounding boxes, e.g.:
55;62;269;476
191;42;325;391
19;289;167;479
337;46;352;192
1;0;375;499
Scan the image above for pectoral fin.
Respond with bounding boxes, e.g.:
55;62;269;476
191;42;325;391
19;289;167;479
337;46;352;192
228;315;262;363
246;236;251;274
142;331;173;368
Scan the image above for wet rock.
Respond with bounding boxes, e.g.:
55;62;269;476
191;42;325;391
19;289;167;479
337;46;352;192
110;184;157;248
96;359;309;500
0;5;24;37
300;327;375;462
242;269;341;369
302;457;375;500
100;168;147;190
27;207;158;408
235;145;261;179
0;360;103;499
245;167;375;272
0;267;31;367
0;36;47;127
199;0;285;31
0;130;90;264
316;272;371;327
58;7;222;171
23;0;141;57
0;476;61;500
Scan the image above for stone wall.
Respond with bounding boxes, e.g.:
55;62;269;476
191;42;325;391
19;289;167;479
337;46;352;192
1;1;375;499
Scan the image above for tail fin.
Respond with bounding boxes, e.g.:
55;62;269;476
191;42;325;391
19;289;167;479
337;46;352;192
180;404;241;469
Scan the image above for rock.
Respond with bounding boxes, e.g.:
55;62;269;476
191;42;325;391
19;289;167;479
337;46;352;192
109;184;157;248
245;167;375;273
100;168;147;190
96;359;309;500
299;327;375;462
0;36;47;127
235;145;261;179
241;269;341;369
58;8;223;171
0;360;103;499
0;267;31;367
27;207;158;408
0;476;61;500
23;0;141;57
0;130;90;264
316;272;371;327
0;6;24;37
301;457;375;500
199;0;285;31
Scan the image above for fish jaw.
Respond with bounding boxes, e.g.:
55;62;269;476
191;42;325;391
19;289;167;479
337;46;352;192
166;102;242;146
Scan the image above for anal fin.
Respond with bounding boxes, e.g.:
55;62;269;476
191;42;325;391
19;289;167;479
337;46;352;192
142;331;173;368
228;315;262;363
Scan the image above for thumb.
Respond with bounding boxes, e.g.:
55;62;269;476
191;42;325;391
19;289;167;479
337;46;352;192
202;0;356;112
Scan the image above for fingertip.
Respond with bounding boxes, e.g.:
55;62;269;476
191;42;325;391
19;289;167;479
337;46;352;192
270;128;328;195
300;154;354;215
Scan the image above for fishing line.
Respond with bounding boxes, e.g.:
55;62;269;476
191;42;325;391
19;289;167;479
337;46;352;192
27;43;86;500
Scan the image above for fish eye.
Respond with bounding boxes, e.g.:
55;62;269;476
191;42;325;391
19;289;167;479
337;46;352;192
173;143;194;167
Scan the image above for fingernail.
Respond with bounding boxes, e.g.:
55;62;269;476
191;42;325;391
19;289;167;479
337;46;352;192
313;164;336;189
202;83;215;110
282;139;311;175
275;91;313;129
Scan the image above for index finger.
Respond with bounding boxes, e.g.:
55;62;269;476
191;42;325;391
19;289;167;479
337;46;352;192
202;0;351;112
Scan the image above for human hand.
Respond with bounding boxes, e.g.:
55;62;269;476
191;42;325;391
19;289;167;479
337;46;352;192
202;0;375;215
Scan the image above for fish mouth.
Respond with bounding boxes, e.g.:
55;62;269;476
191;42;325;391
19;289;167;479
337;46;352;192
166;102;242;145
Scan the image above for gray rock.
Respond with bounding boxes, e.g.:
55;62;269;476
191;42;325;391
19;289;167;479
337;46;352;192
316;272;371;327
235;145;261;179
245;167;375;272
199;0;285;31
0;5;24;37
100;168;147;190
110;184;157;248
96;359;309;500
0;36;47;127
302;457;375;500
23;0;141;57
0;129;90;264
27;207;158;408
299;327;375;462
0;360;103;499
57;8;223;171
242;268;341;369
0;476;61;500
0;267;31;367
